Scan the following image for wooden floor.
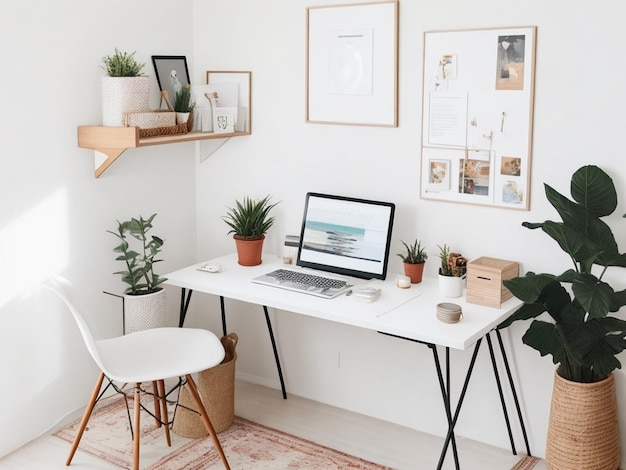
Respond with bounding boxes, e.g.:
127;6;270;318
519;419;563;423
0;379;545;469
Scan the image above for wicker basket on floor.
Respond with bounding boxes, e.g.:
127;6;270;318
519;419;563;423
172;333;238;437
545;371;620;469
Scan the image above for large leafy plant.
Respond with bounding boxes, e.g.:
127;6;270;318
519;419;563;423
222;195;279;240
499;165;626;383
108;214;167;295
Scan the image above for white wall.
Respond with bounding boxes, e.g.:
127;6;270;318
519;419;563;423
1;0;625;463
0;0;198;457
188;0;626;461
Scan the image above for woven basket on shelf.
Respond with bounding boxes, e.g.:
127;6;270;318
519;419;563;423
172;333;238;437
139;122;188;138
546;371;620;470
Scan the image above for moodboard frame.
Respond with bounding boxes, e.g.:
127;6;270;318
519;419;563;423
420;26;537;210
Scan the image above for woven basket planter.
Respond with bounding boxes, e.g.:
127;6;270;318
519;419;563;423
546;371;620;470
173;333;238;437
102;76;151;126
123;288;167;334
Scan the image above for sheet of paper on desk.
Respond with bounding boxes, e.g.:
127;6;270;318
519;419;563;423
375;291;421;317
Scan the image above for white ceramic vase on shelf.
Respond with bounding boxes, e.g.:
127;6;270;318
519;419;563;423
438;274;465;298
176;112;190;125
102;76;151;126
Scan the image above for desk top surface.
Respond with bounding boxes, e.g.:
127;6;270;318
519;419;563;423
165;253;521;350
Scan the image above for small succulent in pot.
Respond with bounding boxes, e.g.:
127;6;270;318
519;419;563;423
438;244;467;277
222;195;279;241
397;240;428;264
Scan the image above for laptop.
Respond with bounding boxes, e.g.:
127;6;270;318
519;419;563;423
252;192;395;298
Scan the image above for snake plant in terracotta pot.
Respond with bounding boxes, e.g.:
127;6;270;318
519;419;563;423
397;239;428;284
498;165;626;469
222;195;280;266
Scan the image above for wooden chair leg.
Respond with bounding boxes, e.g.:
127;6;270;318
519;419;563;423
185;374;231;470
133;384;141;470
66;372;105;466
157;379;171;446
152;381;162;427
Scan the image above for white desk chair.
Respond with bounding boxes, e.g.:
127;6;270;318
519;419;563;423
45;283;230;470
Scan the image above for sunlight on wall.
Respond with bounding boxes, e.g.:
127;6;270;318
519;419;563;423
0;189;70;307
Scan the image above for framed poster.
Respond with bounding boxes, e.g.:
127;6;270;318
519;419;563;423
306;1;398;127
151;56;191;109
420;26;537;210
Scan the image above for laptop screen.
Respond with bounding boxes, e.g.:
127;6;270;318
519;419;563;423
296;193;396;280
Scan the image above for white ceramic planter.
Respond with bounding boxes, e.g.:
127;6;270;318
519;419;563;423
123;288;167;334
438;274;465;298
102;76;151;126
176;112;190;124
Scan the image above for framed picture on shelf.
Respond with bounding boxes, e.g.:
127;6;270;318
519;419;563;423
151;56;190;109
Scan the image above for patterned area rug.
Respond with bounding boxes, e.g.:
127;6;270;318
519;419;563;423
54;396;390;469
54;396;542;469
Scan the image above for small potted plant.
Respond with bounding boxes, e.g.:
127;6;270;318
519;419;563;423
101;48;150;126
173;85;195;127
397;239;428;284
108;213;167;333
222;195;280;266
437;244;467;297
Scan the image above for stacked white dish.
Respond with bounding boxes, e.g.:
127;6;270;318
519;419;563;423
436;302;462;324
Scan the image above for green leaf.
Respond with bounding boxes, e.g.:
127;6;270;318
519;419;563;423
570;165;617;217
571;272;614;318
522;320;567;365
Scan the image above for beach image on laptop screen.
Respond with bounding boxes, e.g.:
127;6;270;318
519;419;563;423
297;193;395;280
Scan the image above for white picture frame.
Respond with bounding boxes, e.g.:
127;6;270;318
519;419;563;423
306;1;398;127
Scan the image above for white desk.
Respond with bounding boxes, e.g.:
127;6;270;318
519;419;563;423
165;253;530;469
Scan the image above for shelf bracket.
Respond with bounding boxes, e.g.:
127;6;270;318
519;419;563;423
94;148;126;178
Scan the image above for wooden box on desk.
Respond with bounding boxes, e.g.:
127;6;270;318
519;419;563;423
466;257;519;308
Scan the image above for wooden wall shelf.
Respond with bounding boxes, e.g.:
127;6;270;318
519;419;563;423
77;126;249;177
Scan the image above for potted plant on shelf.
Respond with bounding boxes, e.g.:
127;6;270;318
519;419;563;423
397;239;428;284
498;165;626;469
101;47;150;127
437;244;467;297
108;213;168;334
222;195;280;266
173;85;195;128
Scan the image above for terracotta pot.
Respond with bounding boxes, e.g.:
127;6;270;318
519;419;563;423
546;371;620;470
123;288;167;334
234;235;265;266
403;262;425;284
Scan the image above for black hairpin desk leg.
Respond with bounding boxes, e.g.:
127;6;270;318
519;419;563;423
486;332;516;454
434;339;482;470
263;305;287;399
178;288;194;327
494;329;531;456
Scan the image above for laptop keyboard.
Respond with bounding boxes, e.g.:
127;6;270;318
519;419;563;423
265;269;348;290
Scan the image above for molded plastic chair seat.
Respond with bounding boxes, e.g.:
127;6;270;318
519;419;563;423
45;282;230;470
96;327;224;384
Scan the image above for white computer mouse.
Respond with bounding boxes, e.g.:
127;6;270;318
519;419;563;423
198;262;222;273
353;287;381;302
